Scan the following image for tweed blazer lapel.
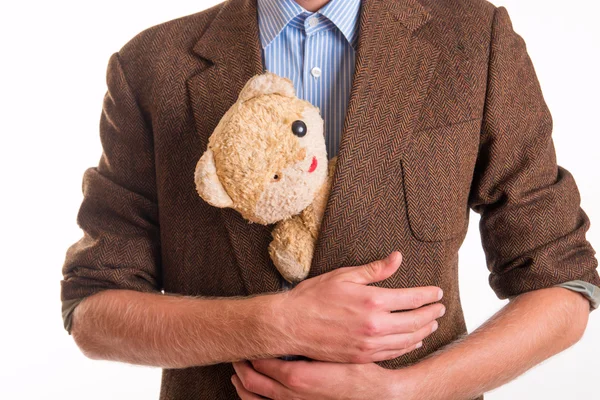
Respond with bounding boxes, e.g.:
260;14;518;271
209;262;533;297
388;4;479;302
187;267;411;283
308;0;441;277
187;0;440;293
188;0;282;295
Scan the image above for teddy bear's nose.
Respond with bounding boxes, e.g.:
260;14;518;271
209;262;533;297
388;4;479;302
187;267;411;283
296;147;306;162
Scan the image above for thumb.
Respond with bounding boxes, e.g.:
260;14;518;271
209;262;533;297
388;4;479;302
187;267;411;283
346;251;402;285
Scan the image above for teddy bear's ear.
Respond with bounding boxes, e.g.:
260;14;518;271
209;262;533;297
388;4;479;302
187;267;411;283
194;148;233;208
238;72;296;102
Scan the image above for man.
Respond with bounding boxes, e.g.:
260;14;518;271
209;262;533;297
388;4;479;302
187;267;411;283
61;0;600;398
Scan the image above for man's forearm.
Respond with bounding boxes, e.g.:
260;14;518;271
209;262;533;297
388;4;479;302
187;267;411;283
396;287;591;400
70;254;446;372
70;289;287;369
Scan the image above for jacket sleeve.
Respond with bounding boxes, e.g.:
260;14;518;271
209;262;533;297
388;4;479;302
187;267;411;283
468;6;600;311
60;51;163;334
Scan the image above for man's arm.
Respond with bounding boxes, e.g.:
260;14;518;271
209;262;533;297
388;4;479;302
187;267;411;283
392;286;590;399
71;288;290;368
71;251;446;368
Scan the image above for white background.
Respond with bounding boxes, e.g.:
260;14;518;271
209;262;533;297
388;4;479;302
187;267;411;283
1;0;598;398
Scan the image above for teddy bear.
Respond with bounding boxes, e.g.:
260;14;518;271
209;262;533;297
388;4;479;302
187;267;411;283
194;71;337;284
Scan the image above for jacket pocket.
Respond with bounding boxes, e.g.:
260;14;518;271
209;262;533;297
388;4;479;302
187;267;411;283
400;118;481;242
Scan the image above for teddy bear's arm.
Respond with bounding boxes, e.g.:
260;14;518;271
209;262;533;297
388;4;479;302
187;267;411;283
268;215;315;283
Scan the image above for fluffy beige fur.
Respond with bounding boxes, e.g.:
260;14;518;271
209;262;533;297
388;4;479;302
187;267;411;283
194;72;336;283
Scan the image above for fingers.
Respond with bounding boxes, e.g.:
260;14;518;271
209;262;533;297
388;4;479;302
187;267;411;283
363;285;443;312
249;358;287;384
337;251;403;285
381;303;445;334
377;319;438;350
250;358;307;389
352;319;438;363
231;375;265;400
349;304;443;364
232;361;283;399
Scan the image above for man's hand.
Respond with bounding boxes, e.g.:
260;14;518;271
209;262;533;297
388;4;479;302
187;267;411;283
231;358;412;400
274;251;445;363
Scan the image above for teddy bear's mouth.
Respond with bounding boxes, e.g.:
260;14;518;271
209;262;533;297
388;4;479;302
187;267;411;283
308;156;318;173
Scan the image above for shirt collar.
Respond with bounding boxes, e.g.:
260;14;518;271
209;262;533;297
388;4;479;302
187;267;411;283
318;0;361;46
257;0;361;49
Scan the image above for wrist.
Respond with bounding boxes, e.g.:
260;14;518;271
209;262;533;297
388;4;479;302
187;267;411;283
247;291;293;356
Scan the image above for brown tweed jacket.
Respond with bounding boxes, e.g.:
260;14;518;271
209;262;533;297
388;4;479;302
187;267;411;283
60;0;600;398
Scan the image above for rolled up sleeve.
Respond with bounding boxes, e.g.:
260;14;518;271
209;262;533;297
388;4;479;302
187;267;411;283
60;51;162;334
554;281;600;311
468;6;600;310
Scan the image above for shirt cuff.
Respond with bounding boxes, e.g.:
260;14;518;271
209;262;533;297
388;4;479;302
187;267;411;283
553;280;600;312
62;298;85;335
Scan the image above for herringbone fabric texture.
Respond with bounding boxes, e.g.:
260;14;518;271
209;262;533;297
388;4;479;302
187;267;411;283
60;0;600;399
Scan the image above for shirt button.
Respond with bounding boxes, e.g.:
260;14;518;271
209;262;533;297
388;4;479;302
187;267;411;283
311;67;322;78
308;17;319;27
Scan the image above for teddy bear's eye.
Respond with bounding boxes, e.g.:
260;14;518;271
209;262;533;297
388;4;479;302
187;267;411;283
272;174;281;182
291;120;307;137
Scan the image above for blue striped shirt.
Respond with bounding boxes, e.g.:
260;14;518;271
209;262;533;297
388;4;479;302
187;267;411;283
257;0;361;160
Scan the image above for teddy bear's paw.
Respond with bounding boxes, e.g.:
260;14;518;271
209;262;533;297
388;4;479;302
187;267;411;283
268;243;311;284
269;215;316;283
